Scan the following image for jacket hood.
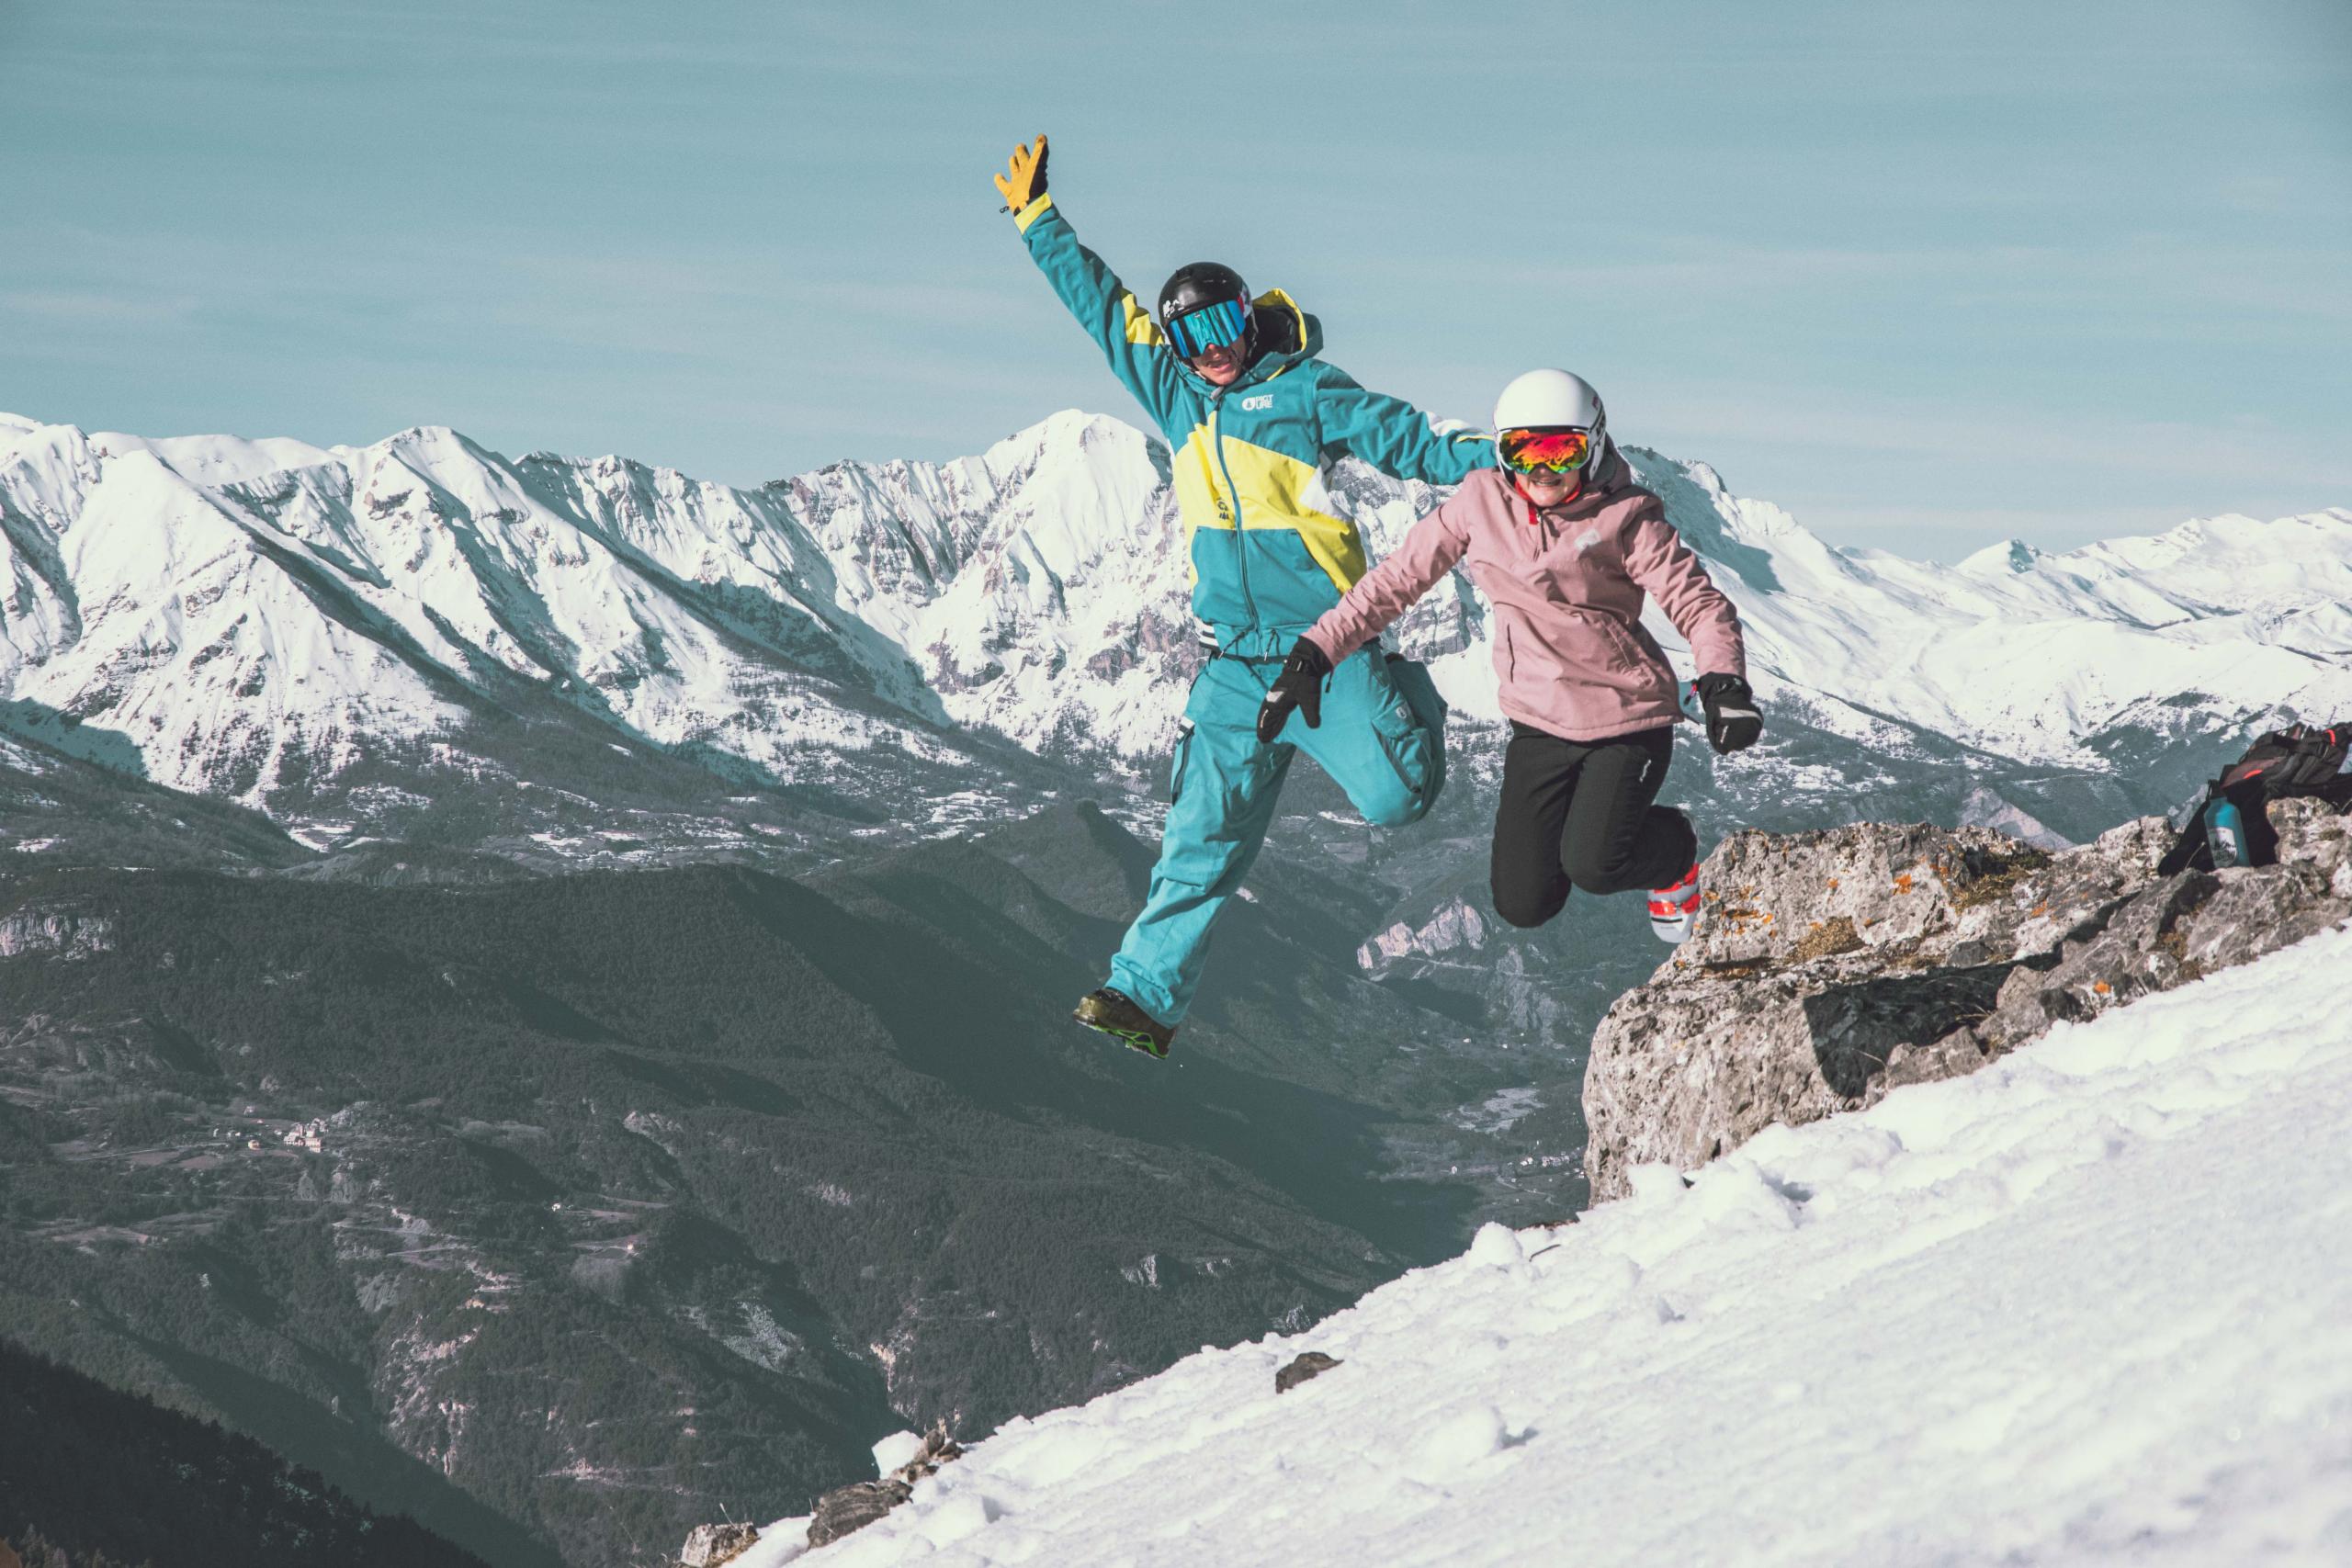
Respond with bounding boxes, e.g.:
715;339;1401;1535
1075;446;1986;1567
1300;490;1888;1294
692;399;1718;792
1250;288;1320;362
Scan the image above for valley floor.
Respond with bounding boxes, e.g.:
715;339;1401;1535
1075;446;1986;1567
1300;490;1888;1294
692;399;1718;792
775;921;2352;1567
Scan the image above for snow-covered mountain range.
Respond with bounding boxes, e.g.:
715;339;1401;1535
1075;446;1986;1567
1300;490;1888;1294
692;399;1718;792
4;405;2347;858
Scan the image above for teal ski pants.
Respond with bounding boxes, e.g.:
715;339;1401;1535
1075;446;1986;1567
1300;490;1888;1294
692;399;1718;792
1107;646;1448;1026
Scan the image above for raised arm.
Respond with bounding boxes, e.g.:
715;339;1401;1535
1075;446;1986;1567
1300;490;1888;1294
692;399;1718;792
1314;363;1492;485
1303;492;1476;666
996;136;1182;432
1622;498;1746;679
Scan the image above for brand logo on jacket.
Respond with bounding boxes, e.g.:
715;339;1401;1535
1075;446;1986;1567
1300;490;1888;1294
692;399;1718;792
1238;395;1272;411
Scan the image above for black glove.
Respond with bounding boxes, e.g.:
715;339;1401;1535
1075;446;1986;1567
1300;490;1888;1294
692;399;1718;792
1693;672;1762;755
1256;638;1332;744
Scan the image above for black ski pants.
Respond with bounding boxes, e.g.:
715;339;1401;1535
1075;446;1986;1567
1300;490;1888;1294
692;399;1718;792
1489;722;1695;930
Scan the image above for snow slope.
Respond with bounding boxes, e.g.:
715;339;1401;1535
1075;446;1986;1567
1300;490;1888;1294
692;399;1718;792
779;921;2352;1567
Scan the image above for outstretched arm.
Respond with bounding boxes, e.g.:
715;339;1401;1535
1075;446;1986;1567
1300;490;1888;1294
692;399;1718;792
1315;363;1492;485
1302;493;1476;667
996;135;1182;431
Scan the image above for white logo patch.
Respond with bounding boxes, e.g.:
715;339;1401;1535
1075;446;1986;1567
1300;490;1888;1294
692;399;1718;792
1238;394;1273;411
1571;526;1604;557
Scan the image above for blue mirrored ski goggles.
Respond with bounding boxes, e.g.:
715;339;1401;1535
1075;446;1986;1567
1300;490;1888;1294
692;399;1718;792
1165;297;1252;359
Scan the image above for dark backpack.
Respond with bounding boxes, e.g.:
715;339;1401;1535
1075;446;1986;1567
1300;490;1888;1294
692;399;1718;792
2158;721;2352;874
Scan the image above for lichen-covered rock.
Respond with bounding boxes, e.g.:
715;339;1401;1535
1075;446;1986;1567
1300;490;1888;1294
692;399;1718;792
1679;821;2019;970
1580;957;2018;1197
1583;802;2352;1201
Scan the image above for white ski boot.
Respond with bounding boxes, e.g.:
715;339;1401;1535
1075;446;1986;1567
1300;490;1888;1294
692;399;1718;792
1648;863;1702;943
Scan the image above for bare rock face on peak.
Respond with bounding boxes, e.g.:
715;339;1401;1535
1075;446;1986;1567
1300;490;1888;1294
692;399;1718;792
1583;800;2352;1200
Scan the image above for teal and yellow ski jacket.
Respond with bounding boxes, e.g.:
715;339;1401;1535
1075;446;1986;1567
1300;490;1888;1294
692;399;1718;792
1013;195;1491;656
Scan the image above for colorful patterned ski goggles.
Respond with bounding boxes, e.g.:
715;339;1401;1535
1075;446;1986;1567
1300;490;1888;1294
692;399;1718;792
1166;296;1252;359
1498;427;1596;474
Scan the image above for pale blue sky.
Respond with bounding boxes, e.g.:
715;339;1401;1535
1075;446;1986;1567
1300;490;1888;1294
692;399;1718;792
4;0;2346;556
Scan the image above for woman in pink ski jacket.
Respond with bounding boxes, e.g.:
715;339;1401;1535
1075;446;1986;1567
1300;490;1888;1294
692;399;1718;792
1254;369;1762;942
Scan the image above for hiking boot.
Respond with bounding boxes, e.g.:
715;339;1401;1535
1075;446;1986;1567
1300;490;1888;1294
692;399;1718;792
1648;863;1702;944
1073;987;1175;1058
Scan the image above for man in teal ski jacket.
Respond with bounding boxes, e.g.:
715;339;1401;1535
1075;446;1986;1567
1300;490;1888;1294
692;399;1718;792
995;134;1490;1057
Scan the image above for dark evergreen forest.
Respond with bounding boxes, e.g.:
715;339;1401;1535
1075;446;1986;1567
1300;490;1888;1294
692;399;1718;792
0;1335;489;1567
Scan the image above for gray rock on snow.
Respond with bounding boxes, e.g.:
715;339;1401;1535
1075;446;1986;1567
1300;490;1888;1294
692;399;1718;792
807;1480;907;1552
674;1420;967;1561
1276;1351;1343;1393
1583;800;2352;1201
676;1521;761;1566
804;1420;966;1551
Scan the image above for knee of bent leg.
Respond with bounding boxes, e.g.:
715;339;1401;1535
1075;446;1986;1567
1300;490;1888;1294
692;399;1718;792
1566;808;1694;896
1563;842;1643;897
1351;712;1441;830
1341;749;1430;829
1491;895;1559;931
1358;778;1430;830
1489;876;1566;931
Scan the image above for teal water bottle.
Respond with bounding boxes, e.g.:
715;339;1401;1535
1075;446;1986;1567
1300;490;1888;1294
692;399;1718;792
2202;797;2248;868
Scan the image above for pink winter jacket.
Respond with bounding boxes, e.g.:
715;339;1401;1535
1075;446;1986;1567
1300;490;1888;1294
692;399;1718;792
1304;457;1746;743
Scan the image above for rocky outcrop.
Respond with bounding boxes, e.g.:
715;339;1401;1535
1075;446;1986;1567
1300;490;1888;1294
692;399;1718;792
0;908;116;959
676;1522;761;1566
671;1422;969;1563
1583;801;2352;1201
1357;897;1491;974
1275;1351;1342;1393
803;1422;963;1551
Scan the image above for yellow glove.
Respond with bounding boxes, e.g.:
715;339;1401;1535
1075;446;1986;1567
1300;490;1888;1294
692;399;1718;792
994;134;1048;212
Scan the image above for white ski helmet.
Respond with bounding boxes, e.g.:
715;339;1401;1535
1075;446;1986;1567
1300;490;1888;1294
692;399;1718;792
1492;368;1607;459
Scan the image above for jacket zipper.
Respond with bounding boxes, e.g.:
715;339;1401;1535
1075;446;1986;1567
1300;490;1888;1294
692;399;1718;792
1208;391;1256;632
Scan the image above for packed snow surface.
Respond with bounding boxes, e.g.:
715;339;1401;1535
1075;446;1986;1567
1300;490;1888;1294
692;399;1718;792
788;923;2352;1567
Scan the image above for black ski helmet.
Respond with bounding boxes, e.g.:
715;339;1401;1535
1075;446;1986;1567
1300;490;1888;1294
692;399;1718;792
1158;262;1249;324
